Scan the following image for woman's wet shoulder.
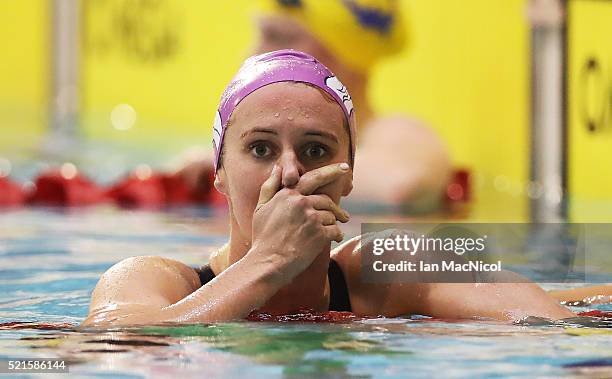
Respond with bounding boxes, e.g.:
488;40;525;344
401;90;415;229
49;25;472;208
104;256;200;291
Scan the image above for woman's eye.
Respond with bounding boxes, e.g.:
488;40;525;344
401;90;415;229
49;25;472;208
304;145;327;160
250;143;272;158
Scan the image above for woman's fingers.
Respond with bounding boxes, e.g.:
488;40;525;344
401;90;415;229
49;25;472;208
315;210;337;226
295;163;350;195
309;195;350;223
256;165;282;211
323;224;344;243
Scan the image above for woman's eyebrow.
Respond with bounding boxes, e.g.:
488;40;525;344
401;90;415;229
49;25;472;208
305;131;339;143
240;128;278;139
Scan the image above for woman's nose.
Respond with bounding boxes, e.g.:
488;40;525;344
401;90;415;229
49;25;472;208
279;152;303;188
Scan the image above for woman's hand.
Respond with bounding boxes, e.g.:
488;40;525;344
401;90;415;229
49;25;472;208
250;163;351;280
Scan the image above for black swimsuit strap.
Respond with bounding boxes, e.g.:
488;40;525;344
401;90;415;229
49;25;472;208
194;259;352;312
327;259;352;312
195;264;216;286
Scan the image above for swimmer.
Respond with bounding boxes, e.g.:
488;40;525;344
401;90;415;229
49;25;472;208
177;0;451;212
82;50;604;328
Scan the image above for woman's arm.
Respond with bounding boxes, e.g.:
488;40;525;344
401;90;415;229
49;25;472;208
548;285;612;304
415;280;575;321
333;234;575;321
80;248;289;328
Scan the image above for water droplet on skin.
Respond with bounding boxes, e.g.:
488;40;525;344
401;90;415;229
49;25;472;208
287;116;294;121
274;112;279;117
305;114;309;118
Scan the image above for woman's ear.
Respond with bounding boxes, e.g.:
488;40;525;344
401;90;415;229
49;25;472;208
214;168;229;196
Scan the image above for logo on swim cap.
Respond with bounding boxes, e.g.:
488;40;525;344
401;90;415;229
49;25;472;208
325;76;354;116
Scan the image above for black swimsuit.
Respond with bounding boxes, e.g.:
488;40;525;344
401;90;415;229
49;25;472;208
194;259;352;312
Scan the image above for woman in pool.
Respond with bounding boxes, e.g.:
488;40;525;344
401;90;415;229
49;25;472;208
82;50;599;328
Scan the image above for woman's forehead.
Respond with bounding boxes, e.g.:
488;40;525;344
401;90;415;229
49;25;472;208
229;82;346;134
236;82;339;109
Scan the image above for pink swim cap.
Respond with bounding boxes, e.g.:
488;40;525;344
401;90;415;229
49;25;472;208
212;49;356;172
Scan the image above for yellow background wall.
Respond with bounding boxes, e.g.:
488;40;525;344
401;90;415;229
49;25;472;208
567;0;612;221
0;0;48;153
1;0;610;220
80;0;256;150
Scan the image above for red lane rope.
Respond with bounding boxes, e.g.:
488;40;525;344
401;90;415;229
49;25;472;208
1;167;470;208
0;166;223;208
577;310;612;318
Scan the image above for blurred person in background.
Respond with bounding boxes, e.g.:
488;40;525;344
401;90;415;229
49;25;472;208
179;0;451;212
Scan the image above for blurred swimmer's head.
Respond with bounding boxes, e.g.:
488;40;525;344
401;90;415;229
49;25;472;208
212;49;354;238
254;0;408;74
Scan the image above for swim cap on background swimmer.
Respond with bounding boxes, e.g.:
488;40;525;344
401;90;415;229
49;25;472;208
212;49;357;173
256;0;407;73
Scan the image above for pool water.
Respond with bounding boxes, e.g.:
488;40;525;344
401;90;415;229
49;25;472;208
0;208;611;378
